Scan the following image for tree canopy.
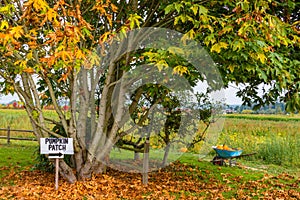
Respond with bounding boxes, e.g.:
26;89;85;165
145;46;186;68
0;0;299;182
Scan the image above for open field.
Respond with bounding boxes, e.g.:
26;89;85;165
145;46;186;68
219;116;300;168
224;113;300;121
0;109;58;138
0;109;32;133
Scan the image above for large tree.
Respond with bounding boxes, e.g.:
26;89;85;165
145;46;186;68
0;0;299;182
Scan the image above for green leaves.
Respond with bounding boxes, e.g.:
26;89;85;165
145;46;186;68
174;2;184;13
167;46;185;56
185;0;300;111
257;53;267;64
204;34;216;46
285;93;300;112
232;39;245;51
189;4;208;15
237;0;250;12
211;42;229;53
164;4;174;15
198;5;208;15
155;60;169;72
128;14;143;29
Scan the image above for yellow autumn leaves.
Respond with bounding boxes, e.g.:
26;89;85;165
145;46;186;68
143;47;190;76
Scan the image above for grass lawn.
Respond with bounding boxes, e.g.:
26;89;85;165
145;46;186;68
0;140;38;180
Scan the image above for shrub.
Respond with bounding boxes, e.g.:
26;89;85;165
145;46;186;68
33;147;54;172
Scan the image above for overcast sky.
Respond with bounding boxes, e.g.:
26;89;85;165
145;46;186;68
224;86;243;105
0;94;19;104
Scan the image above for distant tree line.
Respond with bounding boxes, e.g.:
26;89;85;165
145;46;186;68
231;102;294;114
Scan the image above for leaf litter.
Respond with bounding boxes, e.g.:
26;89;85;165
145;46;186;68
0;161;299;199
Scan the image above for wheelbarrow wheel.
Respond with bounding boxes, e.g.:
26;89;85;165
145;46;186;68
212;156;225;166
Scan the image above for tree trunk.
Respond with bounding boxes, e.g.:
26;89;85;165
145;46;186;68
59;159;77;183
162;143;171;167
134;152;140;161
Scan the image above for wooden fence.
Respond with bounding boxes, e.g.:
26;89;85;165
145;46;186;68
0;126;37;144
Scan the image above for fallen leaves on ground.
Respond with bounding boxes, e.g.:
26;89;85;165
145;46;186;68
0;161;299;199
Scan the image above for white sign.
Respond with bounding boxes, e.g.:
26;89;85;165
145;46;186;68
40;138;74;158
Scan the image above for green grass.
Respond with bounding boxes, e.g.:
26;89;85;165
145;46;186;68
217;117;300;169
180;152;300;177
110;147;300;177
224;113;300;121
0;140;38;180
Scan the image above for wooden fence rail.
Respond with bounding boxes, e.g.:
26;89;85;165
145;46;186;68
0;126;37;144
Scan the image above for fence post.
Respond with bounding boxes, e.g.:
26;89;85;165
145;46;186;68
7;126;10;144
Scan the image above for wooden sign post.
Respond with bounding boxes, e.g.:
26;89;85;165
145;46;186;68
142;139;150;185
40;138;74;190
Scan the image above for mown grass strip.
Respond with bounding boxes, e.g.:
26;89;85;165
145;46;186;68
223;114;300;122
